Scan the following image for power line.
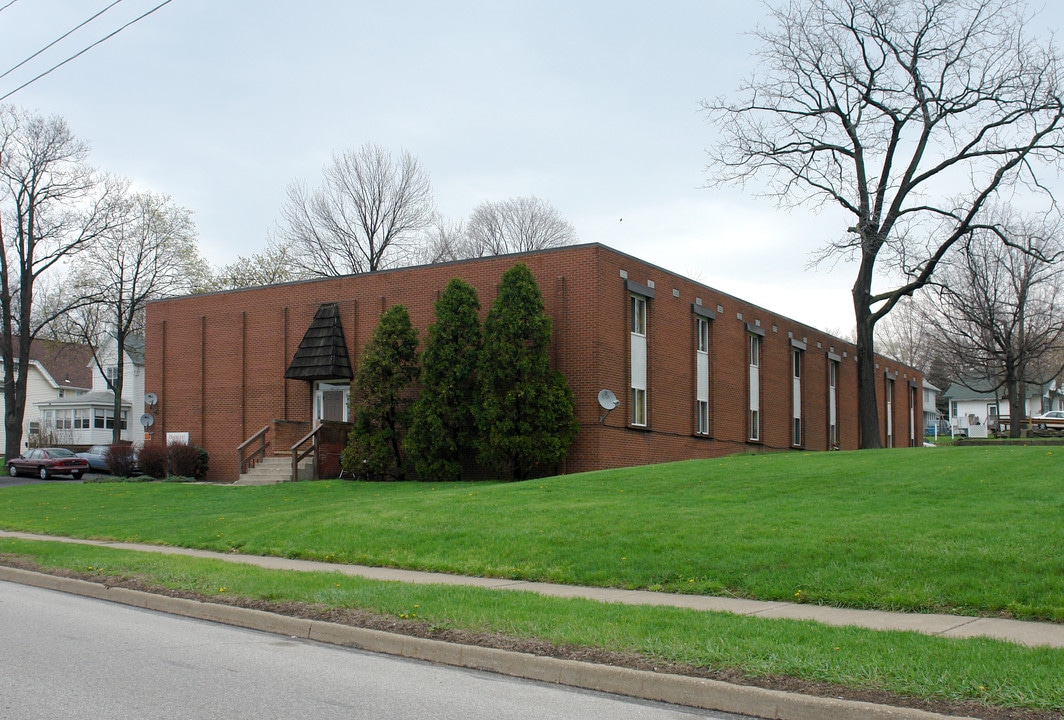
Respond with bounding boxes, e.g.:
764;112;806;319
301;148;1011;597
0;0;22;15
0;0;176;103
0;0;128;83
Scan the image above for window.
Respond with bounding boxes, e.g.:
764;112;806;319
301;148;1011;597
828;359;839;448
748;334;761;441
631;296;646;336
885;377;895;448
93;409;128;430
909;385;918;447
630;294;649;427
695;316;710;435
791;348;803;447
74;409;90;429
54;410;72;430
951;400;959;418
987;403;998;417
28;421;39;436
632;388;647;426
106;365;120;381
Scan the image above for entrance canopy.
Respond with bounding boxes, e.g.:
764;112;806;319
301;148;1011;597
285;303;354;381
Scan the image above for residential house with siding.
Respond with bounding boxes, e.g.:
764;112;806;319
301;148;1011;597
35;336;147;449
0;340;93;456
942;379;1062;436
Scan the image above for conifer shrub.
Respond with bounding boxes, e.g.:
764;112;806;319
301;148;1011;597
476;263;578;480
406;278;483;481
342;304;420;480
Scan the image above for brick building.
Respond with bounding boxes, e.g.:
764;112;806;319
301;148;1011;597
144;243;923;482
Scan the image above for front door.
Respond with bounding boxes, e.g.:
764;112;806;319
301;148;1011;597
322;390;345;422
314;381;350;423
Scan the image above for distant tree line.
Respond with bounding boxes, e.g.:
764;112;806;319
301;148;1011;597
341;264;578;481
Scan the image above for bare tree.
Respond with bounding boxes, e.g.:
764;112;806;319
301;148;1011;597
411;214;466;265
58;190;206;443
277;144;435;276
925;215;1064;437
874;294;937;370
0;106;121;457
463;196;577;257
200;235;307;291
705;0;1064;447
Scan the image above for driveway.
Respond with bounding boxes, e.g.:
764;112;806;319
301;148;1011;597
0;474;98;489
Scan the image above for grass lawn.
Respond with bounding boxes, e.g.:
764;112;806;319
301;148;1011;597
1;537;1062;716
1;445;1061;620
2;444;1063;716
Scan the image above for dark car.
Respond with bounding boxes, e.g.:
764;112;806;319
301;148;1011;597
76;445;112;473
8;447;89;479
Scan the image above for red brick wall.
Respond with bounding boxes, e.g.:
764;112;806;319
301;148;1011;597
144;244;922;481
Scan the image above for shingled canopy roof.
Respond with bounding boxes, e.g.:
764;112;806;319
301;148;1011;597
285;303;353;381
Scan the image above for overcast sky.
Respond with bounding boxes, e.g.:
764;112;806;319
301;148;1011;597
4;0;1064;335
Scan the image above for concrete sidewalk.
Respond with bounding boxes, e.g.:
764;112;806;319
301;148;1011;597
3;529;1062;649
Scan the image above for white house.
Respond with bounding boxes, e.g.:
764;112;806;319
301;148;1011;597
35;336;146;449
0;340;94;456
922;380;942;433
942;379;1061;436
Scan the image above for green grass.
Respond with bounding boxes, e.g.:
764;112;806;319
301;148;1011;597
2;537;1061;715
2;446;1062;620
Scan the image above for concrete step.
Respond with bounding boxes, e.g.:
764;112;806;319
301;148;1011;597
234;456;313;486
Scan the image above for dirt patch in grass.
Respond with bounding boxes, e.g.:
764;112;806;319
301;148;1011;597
0;555;1055;720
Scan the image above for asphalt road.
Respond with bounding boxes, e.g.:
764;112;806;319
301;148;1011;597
0;581;750;720
0;474;92;488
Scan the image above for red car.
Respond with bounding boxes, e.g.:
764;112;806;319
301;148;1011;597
8;448;89;480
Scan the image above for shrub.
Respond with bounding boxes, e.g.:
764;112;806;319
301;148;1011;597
406;278;483;482
137;443;168;479
476;263;577;480
169;442;208;479
105;444;138;477
342;305;420;480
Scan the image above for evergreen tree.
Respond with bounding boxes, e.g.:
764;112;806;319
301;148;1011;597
476;264;578;480
406;279;483;481
342;305;419;479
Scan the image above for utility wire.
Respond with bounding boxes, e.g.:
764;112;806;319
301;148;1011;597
0;0;175;103
0;0;21;15
0;0;127;83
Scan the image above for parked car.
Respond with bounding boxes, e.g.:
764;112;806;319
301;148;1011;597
76;445;112;473
1031;410;1064;429
8;448;89;479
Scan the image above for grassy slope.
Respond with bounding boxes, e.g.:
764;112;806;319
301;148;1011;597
2;445;1061;620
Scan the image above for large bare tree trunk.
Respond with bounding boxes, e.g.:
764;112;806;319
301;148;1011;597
854;270;882;449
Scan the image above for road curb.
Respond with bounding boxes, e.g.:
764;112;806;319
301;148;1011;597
0;566;976;720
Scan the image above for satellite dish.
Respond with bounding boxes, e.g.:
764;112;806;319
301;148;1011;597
140;414;155;428
145;392;158;407
597;389;620;423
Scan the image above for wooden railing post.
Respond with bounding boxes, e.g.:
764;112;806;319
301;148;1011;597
237;425;271;475
290;425;321;482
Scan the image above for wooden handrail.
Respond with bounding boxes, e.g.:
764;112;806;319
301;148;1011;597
290;426;320;482
238;425;271;475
